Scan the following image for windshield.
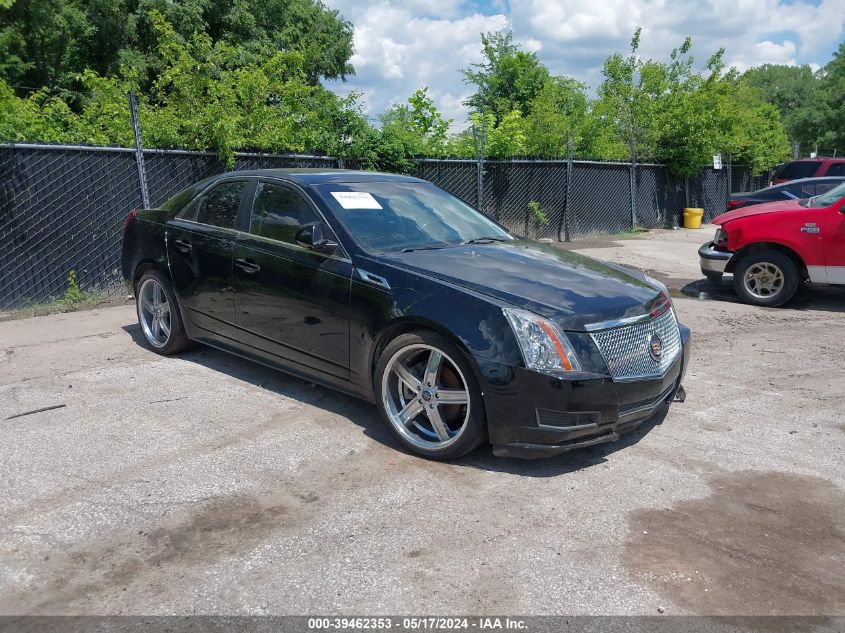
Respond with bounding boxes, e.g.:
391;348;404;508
774;161;818;181
313;181;512;253
807;182;845;208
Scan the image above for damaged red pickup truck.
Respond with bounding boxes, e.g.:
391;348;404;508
699;182;845;307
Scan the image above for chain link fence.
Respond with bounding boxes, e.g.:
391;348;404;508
0;145;338;310
0;142;760;310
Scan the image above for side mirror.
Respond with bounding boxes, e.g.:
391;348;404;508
295;222;338;255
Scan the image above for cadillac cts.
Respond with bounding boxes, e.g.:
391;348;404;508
122;170;690;460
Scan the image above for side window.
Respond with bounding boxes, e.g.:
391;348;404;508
826;164;845;176
815;182;839;194
799;183;817;197
180;180;247;229
782;183;804;197
250;183;325;245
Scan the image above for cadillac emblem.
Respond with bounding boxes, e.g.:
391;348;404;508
648;333;663;362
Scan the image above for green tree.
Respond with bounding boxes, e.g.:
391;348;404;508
142;11;359;163
462;31;549;121
590;29;790;175
524;76;588;156
0;0;354;98
0;10;367;162
813;42;845;155
742;64;818;154
467;110;527;157
592;27;681;161
379;87;451;157
0;0;92;90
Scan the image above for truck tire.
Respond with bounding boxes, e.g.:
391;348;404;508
733;251;799;307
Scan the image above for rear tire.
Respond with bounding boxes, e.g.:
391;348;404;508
135;270;193;355
374;331;486;460
733;251;799;307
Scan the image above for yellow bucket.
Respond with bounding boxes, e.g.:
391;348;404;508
683;207;704;229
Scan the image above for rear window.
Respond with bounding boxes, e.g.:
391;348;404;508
774;162;820;181
161;180;210;215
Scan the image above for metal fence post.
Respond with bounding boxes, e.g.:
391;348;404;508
128;92;150;209
629;140;637;230
471;123;486;214
559;131;572;242
725;153;732;208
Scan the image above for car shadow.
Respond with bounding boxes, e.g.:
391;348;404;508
681;276;845;313
122;323;670;478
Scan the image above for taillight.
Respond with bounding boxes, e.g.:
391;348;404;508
123;208;137;233
727;200;744;210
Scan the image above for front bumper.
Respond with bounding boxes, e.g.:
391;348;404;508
485;325;691;459
699;241;733;274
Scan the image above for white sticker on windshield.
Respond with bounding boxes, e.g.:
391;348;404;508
330;191;383;210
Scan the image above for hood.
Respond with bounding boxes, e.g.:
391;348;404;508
713;198;803;225
377;240;663;331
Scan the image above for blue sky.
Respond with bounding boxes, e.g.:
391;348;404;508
323;0;844;130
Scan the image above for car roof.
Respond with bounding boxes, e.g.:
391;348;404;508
775;176;845;186
216;168;427;185
782;157;845;163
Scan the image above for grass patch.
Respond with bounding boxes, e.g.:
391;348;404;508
617;226;651;237
0;270;113;322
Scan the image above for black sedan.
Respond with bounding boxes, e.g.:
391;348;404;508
122;170;690;460
727;177;845;211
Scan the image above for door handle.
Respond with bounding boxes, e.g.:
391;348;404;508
235;258;261;274
173;238;192;252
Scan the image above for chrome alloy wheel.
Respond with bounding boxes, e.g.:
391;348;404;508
138;278;172;348
742;262;785;299
381;344;471;451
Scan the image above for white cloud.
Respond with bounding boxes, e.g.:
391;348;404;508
325;0;509;123
325;0;845;124
733;39;798;70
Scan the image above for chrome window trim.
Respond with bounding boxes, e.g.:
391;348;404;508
170;217;240;236
235;229;352;265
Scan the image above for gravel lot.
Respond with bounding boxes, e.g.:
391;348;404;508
1;226;843;616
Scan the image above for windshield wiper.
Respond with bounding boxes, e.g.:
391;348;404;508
462;237;509;245
400;244;450;253
401;237;509;252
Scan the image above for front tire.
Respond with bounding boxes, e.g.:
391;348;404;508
135;270;193;355
733;251;799;307
374;331;487;460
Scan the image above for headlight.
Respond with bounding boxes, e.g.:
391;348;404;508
502;307;581;372
714;228;727;247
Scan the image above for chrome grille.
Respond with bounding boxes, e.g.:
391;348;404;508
589;308;681;381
